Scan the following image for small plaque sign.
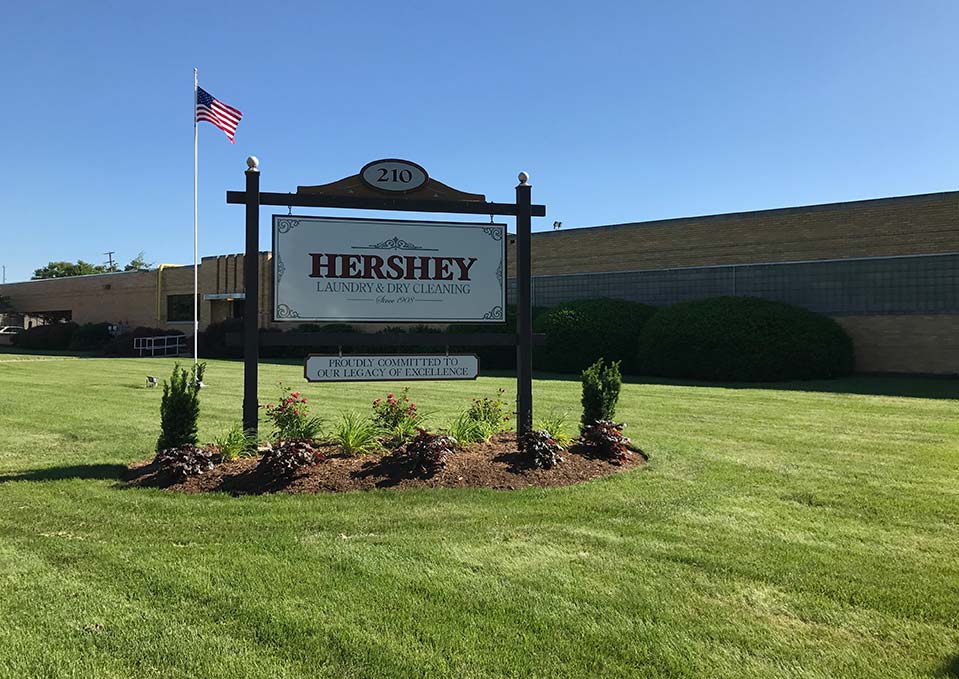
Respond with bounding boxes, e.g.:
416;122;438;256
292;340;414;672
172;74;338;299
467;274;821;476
305;353;479;382
360;159;429;194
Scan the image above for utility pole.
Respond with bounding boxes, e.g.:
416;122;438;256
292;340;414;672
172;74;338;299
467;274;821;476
103;251;116;271
1;265;5;284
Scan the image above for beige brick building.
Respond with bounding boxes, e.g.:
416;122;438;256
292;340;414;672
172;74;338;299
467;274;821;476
2;190;957;374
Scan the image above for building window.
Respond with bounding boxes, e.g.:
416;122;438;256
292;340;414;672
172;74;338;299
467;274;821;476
167;295;199;323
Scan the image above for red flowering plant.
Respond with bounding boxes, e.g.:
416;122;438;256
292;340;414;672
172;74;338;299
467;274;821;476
372;387;422;447
261;383;323;442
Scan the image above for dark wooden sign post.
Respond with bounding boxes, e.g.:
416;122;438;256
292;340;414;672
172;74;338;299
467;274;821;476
227;157;546;436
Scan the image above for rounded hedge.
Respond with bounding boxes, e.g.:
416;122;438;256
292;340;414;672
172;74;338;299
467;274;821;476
635;296;854;382
533;298;657;374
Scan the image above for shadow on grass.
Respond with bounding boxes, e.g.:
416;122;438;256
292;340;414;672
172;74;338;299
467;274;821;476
0;463;128;484
526;371;959;400
940;654;959;678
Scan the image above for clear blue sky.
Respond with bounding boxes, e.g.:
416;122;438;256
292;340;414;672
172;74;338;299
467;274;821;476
1;1;957;282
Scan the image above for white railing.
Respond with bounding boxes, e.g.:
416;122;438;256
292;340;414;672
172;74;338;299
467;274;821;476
133;335;187;357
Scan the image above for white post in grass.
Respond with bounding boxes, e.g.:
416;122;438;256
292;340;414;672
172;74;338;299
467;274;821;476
193;67;199;365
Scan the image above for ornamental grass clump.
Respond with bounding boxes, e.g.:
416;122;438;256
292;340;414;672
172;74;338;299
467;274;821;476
520;429;565;469
580;420;633;464
157;362;206;451
406;429;457;475
261;384;323;441
372;388;421;447
154;444;217;480
213;424;258;461
257;440;324;478
331;411;384;456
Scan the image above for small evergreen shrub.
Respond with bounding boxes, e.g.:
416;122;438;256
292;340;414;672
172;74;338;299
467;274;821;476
580;420;633;464
154;444;217;480
520;429;565;469
406;429;457;475
533;298;656;374
157;363;206;452
635;296;855;382
581;358;622;429
261;384;323;441
258;440;324;477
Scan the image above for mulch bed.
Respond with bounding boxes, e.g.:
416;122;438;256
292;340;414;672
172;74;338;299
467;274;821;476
124;433;647;495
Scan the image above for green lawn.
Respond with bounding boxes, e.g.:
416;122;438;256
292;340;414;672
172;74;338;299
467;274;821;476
0;352;957;678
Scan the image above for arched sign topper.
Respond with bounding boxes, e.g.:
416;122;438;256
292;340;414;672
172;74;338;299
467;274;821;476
227;158;547;436
360;159;429;194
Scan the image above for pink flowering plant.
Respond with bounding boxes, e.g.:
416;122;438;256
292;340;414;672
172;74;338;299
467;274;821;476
261;383;323;441
466;388;511;431
372;388;422;446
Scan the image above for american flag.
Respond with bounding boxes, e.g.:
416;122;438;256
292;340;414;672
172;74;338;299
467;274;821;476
195;86;242;143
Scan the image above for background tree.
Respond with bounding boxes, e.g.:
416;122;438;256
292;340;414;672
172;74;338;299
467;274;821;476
32;260;108;279
124;252;153;271
31;252;152;279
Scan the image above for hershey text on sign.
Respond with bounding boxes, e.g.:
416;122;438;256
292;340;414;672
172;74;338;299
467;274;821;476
273;216;506;322
304;354;479;382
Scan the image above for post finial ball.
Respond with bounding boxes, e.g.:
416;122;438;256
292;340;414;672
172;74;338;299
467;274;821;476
246;156;259;171
518;171;529;185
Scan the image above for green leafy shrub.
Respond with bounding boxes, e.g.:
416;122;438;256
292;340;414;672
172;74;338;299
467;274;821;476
405;429;457;475
331;412;384;456
68;322;113;350
533;298;656;374
213;424;258;461
520;429;565;469
258;440;324;477
261;385;323;441
635;296;855;382
12;322;78;350
581;358;622;429
157;363;206;451
580;420;632;464
154;444;217;480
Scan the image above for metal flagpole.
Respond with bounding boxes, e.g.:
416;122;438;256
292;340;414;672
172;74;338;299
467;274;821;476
193;67;199;365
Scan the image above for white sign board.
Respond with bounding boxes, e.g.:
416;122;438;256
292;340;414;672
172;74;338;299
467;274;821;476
273;216;506;323
304;354;479;382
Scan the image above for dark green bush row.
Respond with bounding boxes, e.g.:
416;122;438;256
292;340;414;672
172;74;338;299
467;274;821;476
636;296;855;382
533;298;656;373
195;295;854;383
69;322;113;350
12;322;79;350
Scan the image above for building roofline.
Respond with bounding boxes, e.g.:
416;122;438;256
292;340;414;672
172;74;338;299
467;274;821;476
517;190;959;239
0;265;183;286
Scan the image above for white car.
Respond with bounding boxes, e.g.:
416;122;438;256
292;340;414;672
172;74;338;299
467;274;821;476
0;326;23;346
